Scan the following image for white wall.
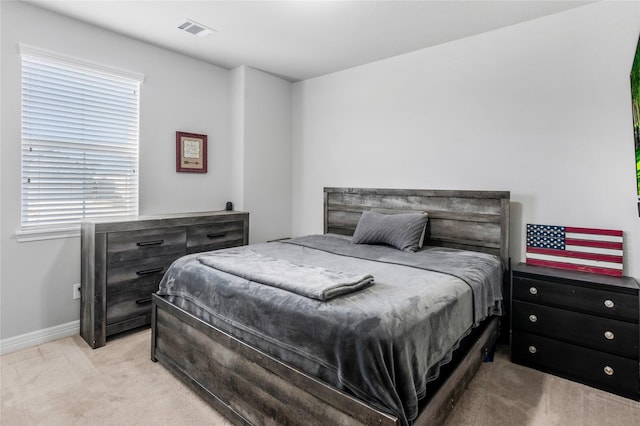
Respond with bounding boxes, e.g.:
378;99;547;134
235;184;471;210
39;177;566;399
0;1;233;340
243;67;292;243
291;1;640;278
230;66;292;243
230;67;246;213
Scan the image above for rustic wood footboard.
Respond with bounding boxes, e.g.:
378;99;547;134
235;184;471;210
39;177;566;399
151;293;397;425
151;293;500;426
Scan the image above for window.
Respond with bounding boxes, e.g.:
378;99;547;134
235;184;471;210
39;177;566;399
20;45;143;236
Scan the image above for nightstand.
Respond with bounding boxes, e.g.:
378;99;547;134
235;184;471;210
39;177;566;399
511;263;639;400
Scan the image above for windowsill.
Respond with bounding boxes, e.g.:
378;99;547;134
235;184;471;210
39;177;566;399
15;226;80;243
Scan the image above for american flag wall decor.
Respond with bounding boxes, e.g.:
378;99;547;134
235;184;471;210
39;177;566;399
526;224;623;277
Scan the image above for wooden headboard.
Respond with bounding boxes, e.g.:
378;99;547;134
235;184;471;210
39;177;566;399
324;187;510;267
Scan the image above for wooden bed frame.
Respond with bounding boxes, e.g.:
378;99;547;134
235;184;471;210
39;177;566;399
151;187;510;425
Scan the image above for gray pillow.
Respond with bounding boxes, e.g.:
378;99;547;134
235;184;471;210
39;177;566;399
351;210;428;252
371;208;428;248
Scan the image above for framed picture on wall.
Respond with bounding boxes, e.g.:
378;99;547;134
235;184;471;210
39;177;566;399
176;131;207;173
631;37;640;216
631;35;640;216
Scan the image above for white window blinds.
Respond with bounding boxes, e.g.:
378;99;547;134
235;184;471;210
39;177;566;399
21;47;142;230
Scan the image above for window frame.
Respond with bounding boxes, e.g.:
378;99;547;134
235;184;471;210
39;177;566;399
17;45;144;242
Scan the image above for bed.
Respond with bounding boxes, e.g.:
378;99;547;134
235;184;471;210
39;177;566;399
150;187;510;425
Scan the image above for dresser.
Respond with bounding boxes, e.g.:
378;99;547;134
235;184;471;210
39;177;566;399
80;211;249;348
511;263;639;400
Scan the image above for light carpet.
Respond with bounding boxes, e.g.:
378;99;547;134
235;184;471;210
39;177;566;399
1;329;638;425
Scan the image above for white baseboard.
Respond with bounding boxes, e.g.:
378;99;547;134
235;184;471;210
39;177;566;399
0;320;80;355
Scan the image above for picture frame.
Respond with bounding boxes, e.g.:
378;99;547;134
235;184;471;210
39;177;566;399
176;131;207;173
630;35;640;216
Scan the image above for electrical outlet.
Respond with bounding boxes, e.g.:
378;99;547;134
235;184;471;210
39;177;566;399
73;283;81;300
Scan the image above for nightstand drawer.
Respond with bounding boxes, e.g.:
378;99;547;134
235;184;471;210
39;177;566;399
513;276;638;322
187;220;245;253
107;227;186;262
513;301;639;359
512;331;639;399
106;253;180;295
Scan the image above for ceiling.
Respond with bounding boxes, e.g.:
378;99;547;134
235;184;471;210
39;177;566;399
24;0;594;82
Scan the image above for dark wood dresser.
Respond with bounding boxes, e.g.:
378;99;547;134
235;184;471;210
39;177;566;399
81;211;249;348
511;263;639;400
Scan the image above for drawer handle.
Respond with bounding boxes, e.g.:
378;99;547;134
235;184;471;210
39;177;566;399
603;299;615;309
528;314;538;323
603;366;614;376
207;232;227;239
529;287;538;295
528;346;537;354
604;331;615;340
136;297;152;305
136;267;164;276
136;240;164;247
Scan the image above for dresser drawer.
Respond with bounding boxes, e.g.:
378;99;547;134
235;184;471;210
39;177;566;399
513;276;638;322
187;220;245;253
513;301;639;359
106;314;151;338
107;227;186;262
512;331;639;399
106;253;180;296
106;282;157;327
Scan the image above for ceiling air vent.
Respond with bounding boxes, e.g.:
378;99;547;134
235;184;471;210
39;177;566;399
177;19;215;37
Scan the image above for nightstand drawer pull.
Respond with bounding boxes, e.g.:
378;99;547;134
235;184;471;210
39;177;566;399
528;346;537;354
529;287;538;295
528;314;538;323
603;299;615;308
136;267;164;276
603;366;614;376
136;239;164;247
207;232;227;239
604;331;615;340
135;297;152;305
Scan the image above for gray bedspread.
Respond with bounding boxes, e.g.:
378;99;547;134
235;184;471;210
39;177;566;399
157;234;503;425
